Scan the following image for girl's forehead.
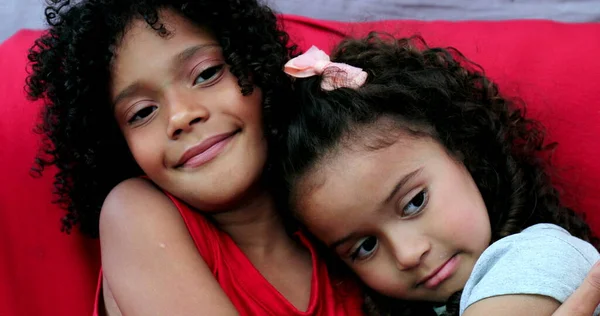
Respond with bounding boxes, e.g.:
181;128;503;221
110;13;219;99
118;11;215;51
298;132;423;204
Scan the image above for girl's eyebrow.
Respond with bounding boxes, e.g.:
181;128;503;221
328;168;423;250
112;82;143;109
111;44;220;107
381;167;423;207
329;232;359;250
172;43;220;71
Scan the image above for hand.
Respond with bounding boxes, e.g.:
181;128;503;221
553;260;600;316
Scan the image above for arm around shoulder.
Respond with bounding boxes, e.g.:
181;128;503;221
99;178;239;316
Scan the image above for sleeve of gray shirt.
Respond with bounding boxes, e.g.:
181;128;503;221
459;223;600;315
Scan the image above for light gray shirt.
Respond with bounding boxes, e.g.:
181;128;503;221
459;223;600;315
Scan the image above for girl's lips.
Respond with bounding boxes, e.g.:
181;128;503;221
177;131;237;168
419;254;460;289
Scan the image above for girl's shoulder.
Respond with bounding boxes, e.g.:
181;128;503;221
101;177;165;210
99;177;220;264
461;223;600;314
98;177;239;315
99;177;177;235
493;223;598;259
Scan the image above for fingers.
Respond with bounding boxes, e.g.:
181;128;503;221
553;260;600;316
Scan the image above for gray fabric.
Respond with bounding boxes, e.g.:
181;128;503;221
267;0;600;22
2;0;600;43
459;223;600;315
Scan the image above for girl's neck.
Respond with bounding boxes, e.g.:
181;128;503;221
209;187;296;257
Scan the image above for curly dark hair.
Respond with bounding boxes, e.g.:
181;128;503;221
277;33;599;316
27;0;297;238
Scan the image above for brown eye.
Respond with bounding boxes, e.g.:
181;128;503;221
194;65;224;85
350;236;378;261
128;105;158;124
402;189;428;217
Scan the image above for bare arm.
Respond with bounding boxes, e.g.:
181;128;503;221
99;178;239;316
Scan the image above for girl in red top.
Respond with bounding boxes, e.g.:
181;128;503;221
27;0;362;315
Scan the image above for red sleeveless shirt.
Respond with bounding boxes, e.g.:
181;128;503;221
93;192;364;315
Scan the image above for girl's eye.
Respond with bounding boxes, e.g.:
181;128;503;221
350;236;378;261
402;189;428;217
194;64;224;85
128;105;158;124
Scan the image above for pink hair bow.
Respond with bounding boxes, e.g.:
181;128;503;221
284;46;368;91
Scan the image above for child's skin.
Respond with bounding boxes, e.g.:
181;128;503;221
100;11;312;315
295;123;490;302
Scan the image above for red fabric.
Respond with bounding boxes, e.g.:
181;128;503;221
0;30;101;316
1;16;599;316
92;192;363;316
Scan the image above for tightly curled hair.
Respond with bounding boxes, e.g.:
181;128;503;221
27;0;296;237
278;33;599;315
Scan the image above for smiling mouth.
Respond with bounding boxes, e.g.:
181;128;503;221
176;130;239;169
418;254;460;290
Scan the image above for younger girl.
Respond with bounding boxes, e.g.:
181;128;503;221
278;34;600;315
27;0;362;315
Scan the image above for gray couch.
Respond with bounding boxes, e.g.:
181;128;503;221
2;0;599;43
